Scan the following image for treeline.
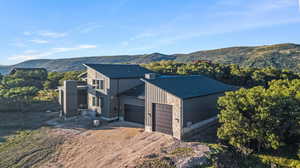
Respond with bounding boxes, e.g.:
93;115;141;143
0;70;83;112
144;60;300;88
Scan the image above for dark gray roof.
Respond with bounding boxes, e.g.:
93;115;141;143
84;64;153;79
143;75;238;99
121;84;145;100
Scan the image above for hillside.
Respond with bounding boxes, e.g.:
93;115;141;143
1;43;300;74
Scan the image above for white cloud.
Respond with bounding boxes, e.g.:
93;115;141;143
23;50;39;54
23;31;32;36
9;44;97;61
123;0;300;50
9;41;27;48
29;39;49;44
77;23;103;33
78;44;97;49
121;41;129;46
130;32;157;41
38;31;67;38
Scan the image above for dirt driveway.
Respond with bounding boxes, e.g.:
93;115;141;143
42;121;176;168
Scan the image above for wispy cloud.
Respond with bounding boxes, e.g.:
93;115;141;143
121;0;300;51
23;31;32;36
9;42;27;48
77;23;103;33
29;39;49;44
9;44;97;61
37;31;67;38
130;32;157;40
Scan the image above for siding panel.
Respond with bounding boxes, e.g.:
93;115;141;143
145;83;182;139
182;93;224;127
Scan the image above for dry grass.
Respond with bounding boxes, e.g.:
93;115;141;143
0;127;64;168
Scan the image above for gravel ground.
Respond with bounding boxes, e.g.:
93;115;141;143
41;121;176;168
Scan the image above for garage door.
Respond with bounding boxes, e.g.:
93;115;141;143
152;103;173;135
124;104;145;124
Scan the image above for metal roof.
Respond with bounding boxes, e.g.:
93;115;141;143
143;75;238;99
121;84;145;100
84;64;153;79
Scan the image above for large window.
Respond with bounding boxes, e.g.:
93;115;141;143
93;79;104;90
100;80;104;90
92;97;96;106
93;96;104;107
96;96;100;106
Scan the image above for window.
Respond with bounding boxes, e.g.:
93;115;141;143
92;80;96;89
96;80;100;89
92;80;104;90
100;80;104;90
92;97;96;106
100;97;104;107
96;96;100;107
93;96;103;107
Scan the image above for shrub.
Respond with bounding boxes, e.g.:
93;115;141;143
217;79;300;152
33;90;58;102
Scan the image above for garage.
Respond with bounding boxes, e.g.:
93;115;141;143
152;103;173;135
124;104;145;124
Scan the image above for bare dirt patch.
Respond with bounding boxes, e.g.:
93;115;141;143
41;121;176;168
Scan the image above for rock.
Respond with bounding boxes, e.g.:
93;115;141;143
174;144;210;168
176;156;207;168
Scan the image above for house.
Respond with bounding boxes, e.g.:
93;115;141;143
142;75;237;139
59;64;153;119
59;64;237;139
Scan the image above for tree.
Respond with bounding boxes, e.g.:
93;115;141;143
58;70;84;86
144;61;300;88
43;72;64;89
217;80;300;152
12;69;47;81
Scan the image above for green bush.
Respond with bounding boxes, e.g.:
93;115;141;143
33;90;58;102
217;79;300;152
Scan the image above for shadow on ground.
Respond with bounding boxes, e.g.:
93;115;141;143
0;111;59;143
184;124;219;144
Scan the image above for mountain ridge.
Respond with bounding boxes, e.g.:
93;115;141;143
1;43;300;74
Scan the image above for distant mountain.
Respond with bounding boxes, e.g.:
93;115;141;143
1;43;300;74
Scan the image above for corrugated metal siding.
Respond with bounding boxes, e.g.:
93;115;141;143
87;67;143;119
145;83;182;139
182;93;224;128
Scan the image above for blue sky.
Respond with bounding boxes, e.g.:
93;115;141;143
0;0;300;65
